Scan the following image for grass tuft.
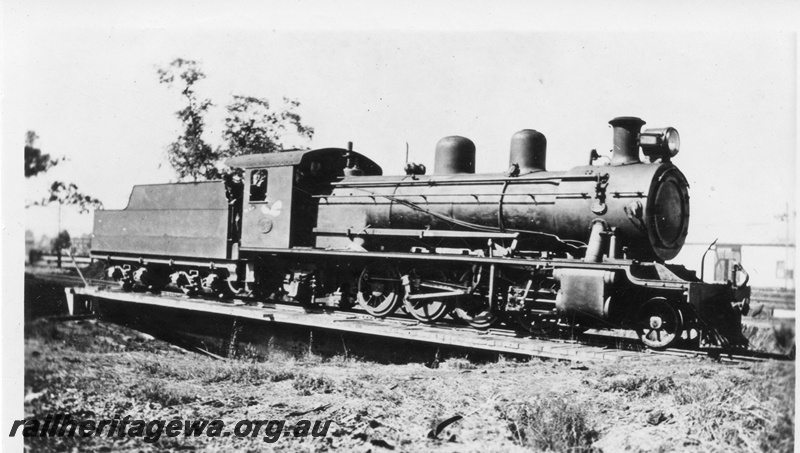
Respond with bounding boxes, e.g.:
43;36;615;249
202;362;275;385
138;380;196;407
595;375;676;397
441;357;477;370
498;393;597;451
292;372;335;396
270;370;296;382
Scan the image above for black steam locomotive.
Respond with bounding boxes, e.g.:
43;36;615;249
92;117;750;349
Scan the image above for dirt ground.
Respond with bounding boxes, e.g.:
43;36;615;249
20;316;794;453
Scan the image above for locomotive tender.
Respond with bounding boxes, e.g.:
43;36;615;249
92;117;750;349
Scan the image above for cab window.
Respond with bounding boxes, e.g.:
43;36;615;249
249;169;269;202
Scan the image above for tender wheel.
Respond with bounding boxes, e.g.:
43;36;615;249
227;281;254;297
635;297;683;349
170;270;200;296
133;266;169;293
402;269;454;323
202;273;230;299
107;265;134;291
357;263;402;317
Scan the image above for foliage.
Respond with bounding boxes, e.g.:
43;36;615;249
31;181;104;213
25;131;103;212
157;58;314;181
157;59;217;181
24;130;64;177
222;95;314;157
52;230;71;252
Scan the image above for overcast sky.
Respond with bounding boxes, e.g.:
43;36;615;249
2;1;797;250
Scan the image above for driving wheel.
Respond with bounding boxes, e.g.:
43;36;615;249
452;266;500;329
402;269;454;322
357;262;402;317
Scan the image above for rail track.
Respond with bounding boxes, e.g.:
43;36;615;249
29;271;792;364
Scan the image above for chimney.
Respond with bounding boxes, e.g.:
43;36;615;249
609;116;645;166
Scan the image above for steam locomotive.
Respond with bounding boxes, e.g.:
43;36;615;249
92;117;750;349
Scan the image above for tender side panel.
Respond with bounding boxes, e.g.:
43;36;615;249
93;182;230;259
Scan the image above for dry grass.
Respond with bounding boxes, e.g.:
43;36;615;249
137;380;197;407
292;372;336;395
498;393;598;451
441;357;478;370
23;317;795;452
595;374;677;397
201;362;275;385
743;321;796;356
674;363;794;452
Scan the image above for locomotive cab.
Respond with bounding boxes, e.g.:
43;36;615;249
226;148;382;251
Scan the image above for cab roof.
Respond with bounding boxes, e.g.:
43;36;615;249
225;148;383;175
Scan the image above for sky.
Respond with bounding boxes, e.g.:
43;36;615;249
2;3;798;247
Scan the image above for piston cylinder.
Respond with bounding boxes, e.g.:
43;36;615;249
584;220;608;262
434;136;476;175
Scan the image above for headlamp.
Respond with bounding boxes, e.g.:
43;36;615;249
640;127;680;160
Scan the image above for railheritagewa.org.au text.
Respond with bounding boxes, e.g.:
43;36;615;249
9;414;331;443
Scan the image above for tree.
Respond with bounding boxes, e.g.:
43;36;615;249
157;59;217;181
52;230;71;253
51;230;71;268
24;130;63;177
25;131;103;267
222;95;314;157
39;181;103;214
158;58;314;181
25;132;103;211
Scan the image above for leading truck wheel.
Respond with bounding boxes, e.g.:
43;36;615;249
635;297;683;349
357;263;402;318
